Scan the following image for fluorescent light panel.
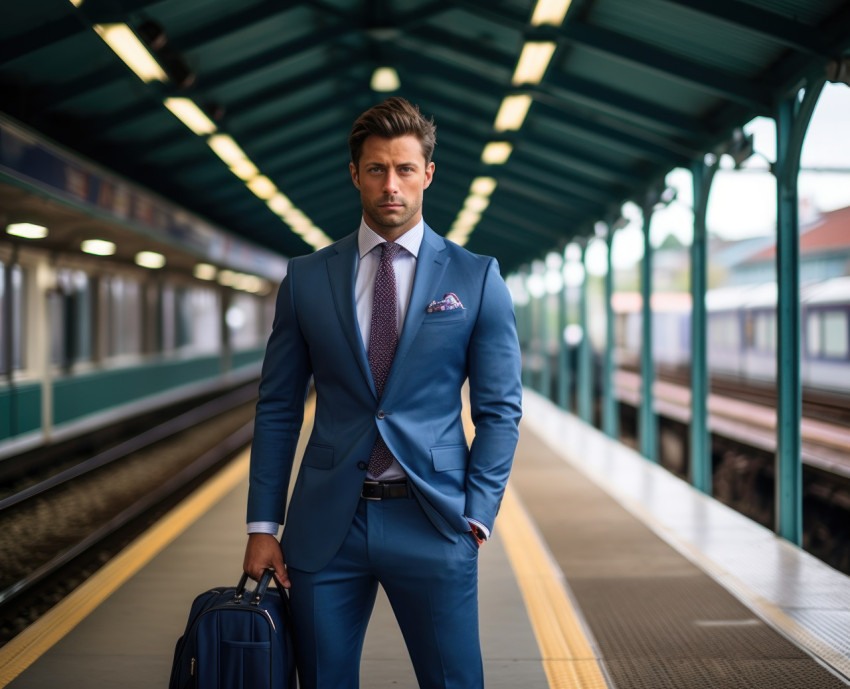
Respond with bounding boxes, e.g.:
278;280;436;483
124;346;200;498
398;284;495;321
208;134;248;166
135;251;166;269
194;263;218;280
494;94;533;132
512;42;556;86
230;159;259;181
247;175;277;200
531;0;573;26
164;98;217;135
371;67;400;92
7;223;48;239
481;142;513;165
94;24;167;83
81;239;116;255
471;177;498;196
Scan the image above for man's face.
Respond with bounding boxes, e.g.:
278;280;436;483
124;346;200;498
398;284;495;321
350;134;435;240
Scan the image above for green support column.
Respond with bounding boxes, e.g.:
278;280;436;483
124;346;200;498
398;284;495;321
518;297;533;389
537;291;550;398
640;202;657;462
557;282;571;411
577;244;593;424
602;225;619;439
690;159;717;494
774;80;823;545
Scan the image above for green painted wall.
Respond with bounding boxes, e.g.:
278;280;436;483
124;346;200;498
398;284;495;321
52;355;223;425
0;383;41;440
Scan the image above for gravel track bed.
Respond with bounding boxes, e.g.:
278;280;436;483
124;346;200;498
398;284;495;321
0;402;255;644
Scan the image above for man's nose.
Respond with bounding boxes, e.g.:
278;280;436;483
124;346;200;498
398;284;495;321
384;170;399;194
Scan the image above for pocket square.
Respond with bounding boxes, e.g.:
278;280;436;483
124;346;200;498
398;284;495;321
426;292;464;313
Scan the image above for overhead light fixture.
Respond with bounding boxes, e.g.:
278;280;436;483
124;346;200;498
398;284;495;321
481;142;513;164
464;195;490;213
81;239;116;255
7;222;48;239
68;0;84;6
512;42;556;86
371;67;400;92
230;159;259;181
93;24;167;83
194;263;218;280
164;98;217;135
208;134;248;166
494;94;533;132
267;193;293;216
470;176;498;196
530;0;573;26
247;175;277;200
135;251;166;269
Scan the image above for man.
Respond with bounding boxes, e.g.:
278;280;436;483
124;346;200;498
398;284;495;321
243;96;522;689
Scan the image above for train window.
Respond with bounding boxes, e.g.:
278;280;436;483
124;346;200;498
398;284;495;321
103;275;142;358
227;293;262;351
52;269;94;367
807;311;822;356
0;263;26;374
173;286;221;354
753;311;776;352
823;311;848;359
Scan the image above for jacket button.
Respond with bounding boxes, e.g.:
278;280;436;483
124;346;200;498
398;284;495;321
357;461;367;470
376;410;386;419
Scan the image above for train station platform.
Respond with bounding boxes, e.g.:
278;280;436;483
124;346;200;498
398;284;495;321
2;391;849;688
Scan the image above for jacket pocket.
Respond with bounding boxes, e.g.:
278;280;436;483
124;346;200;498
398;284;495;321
422;309;468;325
431;444;468;472
302;443;334;469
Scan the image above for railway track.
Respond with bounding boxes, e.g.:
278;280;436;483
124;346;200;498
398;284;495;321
0;384;259;647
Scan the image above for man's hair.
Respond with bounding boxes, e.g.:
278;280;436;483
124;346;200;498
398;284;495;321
348;97;436;169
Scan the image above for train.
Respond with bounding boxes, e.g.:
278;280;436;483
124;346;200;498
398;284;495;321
611;278;850;395
0;116;284;461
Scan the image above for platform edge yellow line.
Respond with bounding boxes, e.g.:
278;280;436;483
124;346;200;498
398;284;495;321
0;448;252;687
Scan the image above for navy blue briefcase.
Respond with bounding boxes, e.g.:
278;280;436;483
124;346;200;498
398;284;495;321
168;569;296;689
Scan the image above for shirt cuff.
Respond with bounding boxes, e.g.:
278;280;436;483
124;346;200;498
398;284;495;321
247;521;280;535
465;517;490;540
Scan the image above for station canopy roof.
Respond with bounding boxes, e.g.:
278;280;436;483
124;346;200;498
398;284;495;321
1;0;849;274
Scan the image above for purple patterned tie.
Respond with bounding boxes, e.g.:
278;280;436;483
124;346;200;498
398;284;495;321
367;241;401;477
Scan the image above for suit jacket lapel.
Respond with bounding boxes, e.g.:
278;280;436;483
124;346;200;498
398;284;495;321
382;225;449;400
326;232;376;397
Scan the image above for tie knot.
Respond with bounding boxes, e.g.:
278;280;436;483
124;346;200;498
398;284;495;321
381;241;401;262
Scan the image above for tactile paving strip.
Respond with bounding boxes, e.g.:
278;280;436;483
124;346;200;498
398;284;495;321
511;430;850;689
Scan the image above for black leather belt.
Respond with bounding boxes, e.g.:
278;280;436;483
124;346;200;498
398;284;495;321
361;480;409;500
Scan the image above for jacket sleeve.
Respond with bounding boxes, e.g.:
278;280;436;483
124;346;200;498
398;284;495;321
246;261;313;524
464;258;523;531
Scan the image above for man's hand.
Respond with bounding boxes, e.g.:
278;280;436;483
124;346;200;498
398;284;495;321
243;533;290;588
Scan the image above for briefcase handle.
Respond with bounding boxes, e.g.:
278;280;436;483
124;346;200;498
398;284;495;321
234;568;275;606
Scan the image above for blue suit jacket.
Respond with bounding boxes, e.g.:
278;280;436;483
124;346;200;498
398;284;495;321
247;225;522;572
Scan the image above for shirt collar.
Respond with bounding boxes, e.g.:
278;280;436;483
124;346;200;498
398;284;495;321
358;218;424;260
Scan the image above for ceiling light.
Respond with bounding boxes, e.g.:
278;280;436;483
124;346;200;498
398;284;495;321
530;0;573;26
512;42;556;86
470;177;498;196
68;0;84;6
267;193;293;216
371;67;400;92
230;159;259;181
7;222;48;239
194;263;217;280
218;269;237;287
94;24;167;83
81;239;116;255
457;209;482;226
494;94;533;132
247;175;277;200
135;251;166;269
481;142;513;165
464;195;490;213
208;134;248;166
164;97;217;135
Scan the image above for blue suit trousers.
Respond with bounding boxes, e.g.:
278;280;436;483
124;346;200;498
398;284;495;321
288;494;482;689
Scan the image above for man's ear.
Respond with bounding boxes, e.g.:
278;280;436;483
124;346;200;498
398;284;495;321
350;161;361;190
423;161;435;190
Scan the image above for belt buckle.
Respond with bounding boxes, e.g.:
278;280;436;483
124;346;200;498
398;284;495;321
362;480;382;501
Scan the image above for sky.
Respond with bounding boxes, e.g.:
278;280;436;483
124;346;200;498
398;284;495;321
583;82;850;274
